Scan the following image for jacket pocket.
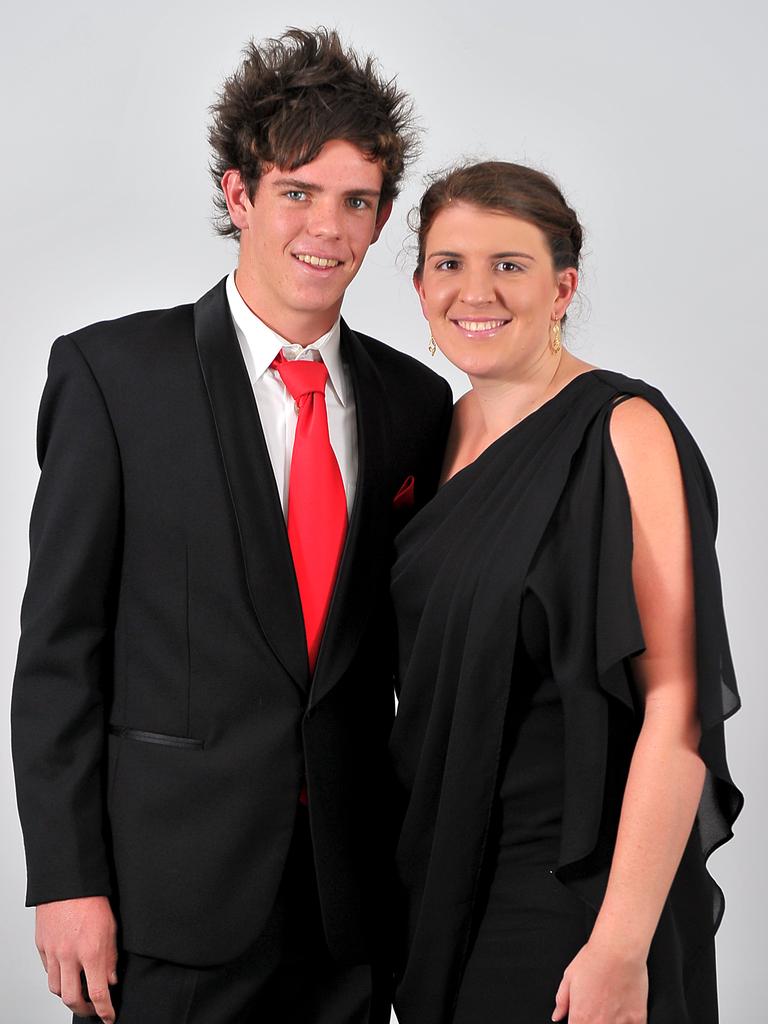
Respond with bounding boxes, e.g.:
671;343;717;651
108;725;204;750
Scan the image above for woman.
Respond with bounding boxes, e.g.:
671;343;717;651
389;162;741;1024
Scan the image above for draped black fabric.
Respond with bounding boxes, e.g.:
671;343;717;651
390;370;742;1024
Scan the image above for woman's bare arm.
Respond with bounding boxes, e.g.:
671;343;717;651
553;397;706;1024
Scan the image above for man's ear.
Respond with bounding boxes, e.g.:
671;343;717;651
221;169;251;233
371;198;393;244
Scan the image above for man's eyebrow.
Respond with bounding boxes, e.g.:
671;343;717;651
272;178;320;191
272;178;381;198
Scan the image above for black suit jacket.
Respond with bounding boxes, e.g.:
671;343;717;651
11;278;452;967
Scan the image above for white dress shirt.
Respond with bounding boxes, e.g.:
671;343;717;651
225;271;358;519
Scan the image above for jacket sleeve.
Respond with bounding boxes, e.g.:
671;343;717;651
11;335;122;906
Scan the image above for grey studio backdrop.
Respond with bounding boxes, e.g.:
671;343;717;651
1;1;765;1020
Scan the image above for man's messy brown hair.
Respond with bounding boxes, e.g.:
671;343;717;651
208;27;419;240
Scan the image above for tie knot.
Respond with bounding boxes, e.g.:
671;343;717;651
271;354;329;403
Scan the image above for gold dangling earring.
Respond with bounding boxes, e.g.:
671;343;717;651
428;334;437;357
550;318;562;355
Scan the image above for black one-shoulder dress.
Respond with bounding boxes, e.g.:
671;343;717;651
389;370;741;1024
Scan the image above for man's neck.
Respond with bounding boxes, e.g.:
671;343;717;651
233;267;340;347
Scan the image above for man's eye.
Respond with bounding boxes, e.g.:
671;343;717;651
347;197;370;210
285;190;307;201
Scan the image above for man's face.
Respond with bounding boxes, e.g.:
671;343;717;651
228;139;391;341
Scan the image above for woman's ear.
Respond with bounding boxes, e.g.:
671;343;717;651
553;268;578;320
413;271;430;320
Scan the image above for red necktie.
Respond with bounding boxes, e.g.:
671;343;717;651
271;353;348;672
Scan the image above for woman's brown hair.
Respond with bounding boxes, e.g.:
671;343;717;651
413;162;583;294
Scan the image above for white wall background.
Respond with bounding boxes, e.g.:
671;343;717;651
1;0;765;1020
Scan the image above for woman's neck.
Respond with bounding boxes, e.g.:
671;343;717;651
466;351;592;441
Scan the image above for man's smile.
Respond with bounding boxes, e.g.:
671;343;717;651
292;252;344;269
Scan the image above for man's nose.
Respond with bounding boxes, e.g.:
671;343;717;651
307;199;342;239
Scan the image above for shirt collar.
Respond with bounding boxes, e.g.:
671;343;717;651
225;271;348;406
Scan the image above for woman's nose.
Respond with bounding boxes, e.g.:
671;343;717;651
458;270;495;305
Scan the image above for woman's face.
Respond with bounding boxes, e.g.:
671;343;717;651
414;202;577;380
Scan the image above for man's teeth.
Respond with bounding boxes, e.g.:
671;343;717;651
295;254;341;268
457;319;507;331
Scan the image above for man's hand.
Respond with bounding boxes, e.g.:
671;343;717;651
35;896;118;1023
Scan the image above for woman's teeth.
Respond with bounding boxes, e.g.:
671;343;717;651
456;319;507;331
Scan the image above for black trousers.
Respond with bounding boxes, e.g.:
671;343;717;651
77;811;390;1024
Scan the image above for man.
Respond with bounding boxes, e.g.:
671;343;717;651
11;28;452;1024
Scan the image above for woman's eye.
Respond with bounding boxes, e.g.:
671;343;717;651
285;190;307;201
435;259;460;271
495;261;521;272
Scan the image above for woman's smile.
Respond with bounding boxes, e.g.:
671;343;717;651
451;317;511;338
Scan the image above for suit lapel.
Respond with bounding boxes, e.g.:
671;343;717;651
310;321;392;708
193;279;309;692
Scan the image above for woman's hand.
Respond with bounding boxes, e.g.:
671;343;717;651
551;938;648;1024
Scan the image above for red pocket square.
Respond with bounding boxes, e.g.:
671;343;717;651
393;475;415;510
